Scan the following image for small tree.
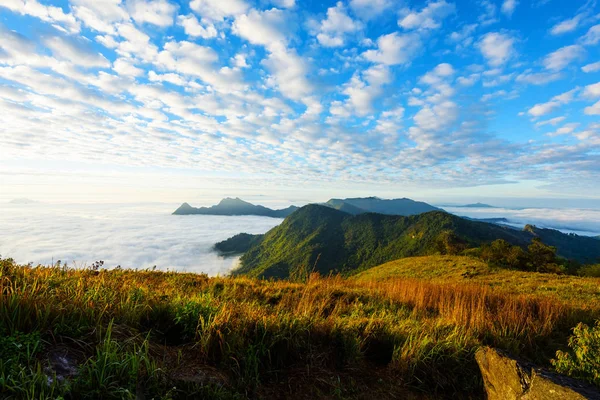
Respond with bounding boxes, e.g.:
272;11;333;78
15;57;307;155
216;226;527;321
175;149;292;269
435;230;467;255
480;239;528;270
527;237;559;272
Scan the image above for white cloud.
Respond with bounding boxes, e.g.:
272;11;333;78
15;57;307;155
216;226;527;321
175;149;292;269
580;24;600;46
349;0;393;20
271;0;295;8
478;32;516;66
547;122;579;137
232;54;249;68
457;74;480;86
543;45;586;71
419;63;455;86
315;2;361;48
516;71;562;85
113;58;144;77
549;15;582;35
44;36;110;68
232;8;288;48
478;0;498;26
583;82;600;98
535;116;566;127
233;9;311;101
527;88;578;117
262;46;312;100
582;61;600;73
341;64;391;115
0;0;80;33
190;0;249;21
126;0;177;27
71;0;128;34
584;101;600;115
148;70;186;86
501;0;518;17
398;0;455;31
362;32;421;66
177;14;217;39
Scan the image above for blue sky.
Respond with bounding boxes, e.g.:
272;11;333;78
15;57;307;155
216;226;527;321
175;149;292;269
0;0;599;205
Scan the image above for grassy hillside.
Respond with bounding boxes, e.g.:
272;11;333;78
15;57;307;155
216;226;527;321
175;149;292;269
1;257;599;399
232;205;600;279
354;255;600;307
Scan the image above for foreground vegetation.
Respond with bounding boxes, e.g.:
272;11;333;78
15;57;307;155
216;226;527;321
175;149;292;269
1;256;599;399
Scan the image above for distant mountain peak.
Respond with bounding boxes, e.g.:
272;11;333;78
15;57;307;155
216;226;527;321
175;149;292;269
173;198;298;218
324;196;439;216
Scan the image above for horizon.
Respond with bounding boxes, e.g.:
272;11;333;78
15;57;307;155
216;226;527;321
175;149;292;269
1;0;600;203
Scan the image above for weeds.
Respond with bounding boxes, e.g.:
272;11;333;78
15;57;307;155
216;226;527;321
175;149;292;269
0;257;599;399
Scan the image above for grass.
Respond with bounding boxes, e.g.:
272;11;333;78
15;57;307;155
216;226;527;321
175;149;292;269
1;256;599;399
354;255;600;307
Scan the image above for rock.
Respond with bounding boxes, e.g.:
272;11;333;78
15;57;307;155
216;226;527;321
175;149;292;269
475;347;600;400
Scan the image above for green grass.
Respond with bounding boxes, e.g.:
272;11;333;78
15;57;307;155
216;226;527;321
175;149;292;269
1;256;599;399
354;255;600;307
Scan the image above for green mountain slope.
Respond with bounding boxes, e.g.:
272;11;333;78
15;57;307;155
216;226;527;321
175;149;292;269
324;196;440;216
229;205;600;279
173;198;298;218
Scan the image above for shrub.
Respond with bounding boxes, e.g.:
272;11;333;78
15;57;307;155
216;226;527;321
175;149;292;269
552;320;600;387
578;264;600;278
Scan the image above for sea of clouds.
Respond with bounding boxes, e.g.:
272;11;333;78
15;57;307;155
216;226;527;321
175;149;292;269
442;206;600;237
0;203;281;275
1;203;598;276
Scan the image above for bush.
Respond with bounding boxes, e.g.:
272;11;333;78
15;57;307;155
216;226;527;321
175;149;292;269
578;264;600;278
552;320;600;387
480;239;528;270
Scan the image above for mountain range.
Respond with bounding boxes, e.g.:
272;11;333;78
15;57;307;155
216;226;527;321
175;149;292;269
323;197;440;215
172;198;299;218
174;196;441;218
219;205;600;279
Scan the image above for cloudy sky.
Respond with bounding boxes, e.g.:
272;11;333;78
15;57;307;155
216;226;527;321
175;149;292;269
1;0;599;204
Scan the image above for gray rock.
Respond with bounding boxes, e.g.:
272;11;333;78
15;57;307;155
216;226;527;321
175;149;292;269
475;347;600;400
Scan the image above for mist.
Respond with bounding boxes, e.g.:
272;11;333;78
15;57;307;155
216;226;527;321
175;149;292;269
0;203;281;275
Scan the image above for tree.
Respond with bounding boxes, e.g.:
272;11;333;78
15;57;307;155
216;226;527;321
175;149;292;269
480;239;527;269
435;230;467;255
527;237;559;272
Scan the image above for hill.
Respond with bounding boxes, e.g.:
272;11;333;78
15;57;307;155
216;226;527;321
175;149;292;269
173;197;298;218
324;196;440;215
227;205;600;279
354;255;600;306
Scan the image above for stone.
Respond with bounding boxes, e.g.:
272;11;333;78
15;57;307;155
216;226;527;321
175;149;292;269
475;347;600;400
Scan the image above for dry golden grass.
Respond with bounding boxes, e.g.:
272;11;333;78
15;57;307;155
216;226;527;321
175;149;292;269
1;257;598;399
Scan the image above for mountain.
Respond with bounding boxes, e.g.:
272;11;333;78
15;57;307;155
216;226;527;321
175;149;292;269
214;233;265;256
224;205;600;279
8;198;38;204
324;196;440;216
172;198;299;218
457;202;496;208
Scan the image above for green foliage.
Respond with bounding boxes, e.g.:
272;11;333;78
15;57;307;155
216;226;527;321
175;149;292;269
74;322;162;399
233;205;600;280
527;237;560;272
435;230;468;255
578;264;600;277
480;239;528;269
552;320;600;386
214;233;264;255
